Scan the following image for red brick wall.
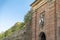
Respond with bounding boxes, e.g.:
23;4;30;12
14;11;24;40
32;11;36;40
32;0;57;40
56;0;60;40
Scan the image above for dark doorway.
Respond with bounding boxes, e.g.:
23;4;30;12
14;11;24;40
39;32;46;40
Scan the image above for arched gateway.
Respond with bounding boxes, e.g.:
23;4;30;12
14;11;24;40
31;0;60;40
39;32;46;40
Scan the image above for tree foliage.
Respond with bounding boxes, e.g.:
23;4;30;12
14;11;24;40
24;10;33;23
0;22;25;40
0;10;33;40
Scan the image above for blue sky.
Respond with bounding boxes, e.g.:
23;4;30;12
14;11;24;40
0;0;34;33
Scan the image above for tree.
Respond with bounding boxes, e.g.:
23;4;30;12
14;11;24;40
24;10;33;24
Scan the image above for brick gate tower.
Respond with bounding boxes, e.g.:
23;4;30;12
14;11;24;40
31;0;60;40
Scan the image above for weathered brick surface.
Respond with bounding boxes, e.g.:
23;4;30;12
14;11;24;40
31;0;60;40
56;0;60;40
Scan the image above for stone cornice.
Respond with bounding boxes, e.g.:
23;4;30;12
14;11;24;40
31;0;42;7
32;0;48;11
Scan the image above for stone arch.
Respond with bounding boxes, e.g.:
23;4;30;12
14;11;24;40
39;32;46;40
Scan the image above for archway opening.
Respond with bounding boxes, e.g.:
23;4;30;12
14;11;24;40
39;32;46;40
